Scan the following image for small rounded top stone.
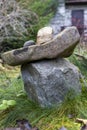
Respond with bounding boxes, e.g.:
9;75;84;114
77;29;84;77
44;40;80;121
59;126;67;130
23;40;35;47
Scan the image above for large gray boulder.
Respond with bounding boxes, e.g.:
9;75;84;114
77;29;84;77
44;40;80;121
21;58;81;107
1;26;80;66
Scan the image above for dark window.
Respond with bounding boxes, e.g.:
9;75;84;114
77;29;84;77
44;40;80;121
72;10;84;35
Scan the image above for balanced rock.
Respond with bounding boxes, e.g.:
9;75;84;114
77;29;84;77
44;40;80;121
36;26;53;44
21;58;81;107
1;26;80;66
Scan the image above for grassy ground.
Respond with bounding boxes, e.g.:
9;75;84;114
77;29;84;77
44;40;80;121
0;47;87;130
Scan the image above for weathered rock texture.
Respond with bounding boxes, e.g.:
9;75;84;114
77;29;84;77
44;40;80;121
21;58;81;107
1;26;80;66
36;26;53;44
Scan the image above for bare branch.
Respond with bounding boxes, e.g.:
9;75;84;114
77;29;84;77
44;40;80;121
0;0;38;46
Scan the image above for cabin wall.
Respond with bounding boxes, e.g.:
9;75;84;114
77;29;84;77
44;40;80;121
50;0;87;37
50;0;65;35
65;5;87;31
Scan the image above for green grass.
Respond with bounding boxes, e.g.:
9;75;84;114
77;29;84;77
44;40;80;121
69;48;87;77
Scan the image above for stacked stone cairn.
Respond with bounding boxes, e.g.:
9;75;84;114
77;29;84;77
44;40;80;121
1;26;82;107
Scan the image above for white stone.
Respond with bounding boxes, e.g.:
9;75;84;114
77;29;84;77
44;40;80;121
36;26;53;44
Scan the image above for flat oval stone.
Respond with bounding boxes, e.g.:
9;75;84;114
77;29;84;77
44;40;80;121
1;26;80;66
